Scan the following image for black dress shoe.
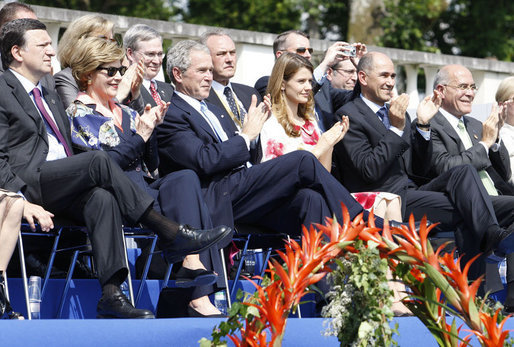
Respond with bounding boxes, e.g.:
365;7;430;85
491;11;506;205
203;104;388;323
161;225;233;263
389;220;431;232
503;305;514;315
483;226;514;260
174;268;217;288
97;288;155;319
187;305;225;318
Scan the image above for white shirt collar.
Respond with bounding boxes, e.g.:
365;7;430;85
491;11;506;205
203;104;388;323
360;94;388;114
211;80;233;95
10;68;42;95
142;78;157;91
175;91;205;115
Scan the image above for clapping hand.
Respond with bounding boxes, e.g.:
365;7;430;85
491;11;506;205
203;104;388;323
136;102;170;142
388;93;410;130
416;90;442;125
241;94;271;141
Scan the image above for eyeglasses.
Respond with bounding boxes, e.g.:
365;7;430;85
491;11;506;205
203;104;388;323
295;47;313;54
444;84;478;92
334;68;357;75
137;51;164;60
96;66;128;77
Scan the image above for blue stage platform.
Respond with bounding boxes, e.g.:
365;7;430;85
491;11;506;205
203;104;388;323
4;249;511;346
2;317;514;346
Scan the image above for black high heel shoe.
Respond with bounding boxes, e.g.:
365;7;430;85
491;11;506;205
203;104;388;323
0;273;23;320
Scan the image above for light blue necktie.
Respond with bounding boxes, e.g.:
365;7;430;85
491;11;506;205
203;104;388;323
200;101;227;142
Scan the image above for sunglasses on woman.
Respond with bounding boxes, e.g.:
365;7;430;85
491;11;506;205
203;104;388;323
96;66;128;77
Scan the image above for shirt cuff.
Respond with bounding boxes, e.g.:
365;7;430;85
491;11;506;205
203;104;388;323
416;127;431;141
389;126;404;137
479;141;496;156
313;66;325;84
239;133;251;150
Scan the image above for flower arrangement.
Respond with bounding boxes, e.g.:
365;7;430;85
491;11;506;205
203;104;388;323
202;205;512;346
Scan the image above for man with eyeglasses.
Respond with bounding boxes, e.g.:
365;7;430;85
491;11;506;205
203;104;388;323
326;58;357;91
334;53;514;295
429;64;514;311
124;24;174;107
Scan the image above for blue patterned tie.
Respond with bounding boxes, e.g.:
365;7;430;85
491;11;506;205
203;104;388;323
376;106;390;129
223;87;246;123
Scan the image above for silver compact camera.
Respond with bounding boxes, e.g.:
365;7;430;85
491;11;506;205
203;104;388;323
342;46;356;57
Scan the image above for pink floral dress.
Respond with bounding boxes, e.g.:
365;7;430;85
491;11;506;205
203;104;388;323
261;114;321;162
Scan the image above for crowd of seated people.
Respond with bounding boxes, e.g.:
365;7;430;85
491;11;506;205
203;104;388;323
0;1;513;321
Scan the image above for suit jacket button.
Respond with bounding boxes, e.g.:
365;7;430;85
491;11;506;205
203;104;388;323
37;168;41;172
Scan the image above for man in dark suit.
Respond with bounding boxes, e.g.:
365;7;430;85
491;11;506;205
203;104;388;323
334;51;514;288
0;19;229;318
201;30;261;131
124;24;174;107
430;64;514;309
157;40;382;236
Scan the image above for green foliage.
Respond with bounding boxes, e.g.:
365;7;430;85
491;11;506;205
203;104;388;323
379;0;514;61
172;0;301;34
322;240;398;346
380;0;446;52
27;0;173;20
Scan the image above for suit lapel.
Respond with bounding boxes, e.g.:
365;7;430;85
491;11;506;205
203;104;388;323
206;89;225;112
172;94;221;143
4;71;49;146
42;86;73;149
141;87;157;107
156;81;173;103
354;98;388;137
232;84;251;110
464;116;480;145
434;112;466;151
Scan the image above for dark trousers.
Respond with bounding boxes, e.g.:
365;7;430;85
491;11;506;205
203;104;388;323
147;169;223;298
223;151;367;234
39;151;154;286
404;165;507;293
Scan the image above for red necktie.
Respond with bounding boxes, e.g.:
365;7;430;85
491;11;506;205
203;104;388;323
149;81;163;106
32;88;72;156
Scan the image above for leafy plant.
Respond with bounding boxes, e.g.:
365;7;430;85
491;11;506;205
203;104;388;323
203;206;513;346
322;240;398;346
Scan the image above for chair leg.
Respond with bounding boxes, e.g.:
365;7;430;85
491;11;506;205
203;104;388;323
17;231;31;320
136;235;157;306
161;262;173;290
42;228;62;299
219;249;232;308
121;233;135;307
57;250;79;319
230;235;250;299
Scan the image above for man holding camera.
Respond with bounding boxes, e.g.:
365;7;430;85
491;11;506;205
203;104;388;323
254;30;365;132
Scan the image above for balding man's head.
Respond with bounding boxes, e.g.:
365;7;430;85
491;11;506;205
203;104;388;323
434;64;476;118
357;52;396;106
